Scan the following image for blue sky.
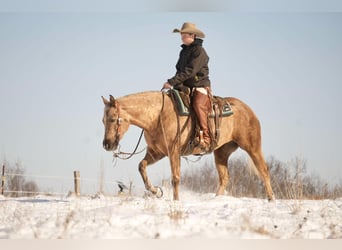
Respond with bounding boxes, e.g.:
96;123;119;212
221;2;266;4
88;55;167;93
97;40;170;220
1;10;341;192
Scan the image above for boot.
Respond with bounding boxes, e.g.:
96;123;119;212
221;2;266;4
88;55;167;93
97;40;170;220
192;89;211;151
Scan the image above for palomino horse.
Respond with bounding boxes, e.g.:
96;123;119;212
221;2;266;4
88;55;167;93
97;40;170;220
102;91;275;201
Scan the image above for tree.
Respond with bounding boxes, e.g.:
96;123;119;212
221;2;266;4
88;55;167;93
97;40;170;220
2;159;39;197
182;155;342;199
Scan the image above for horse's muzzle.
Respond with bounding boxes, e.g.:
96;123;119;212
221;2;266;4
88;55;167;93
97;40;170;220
102;139;117;151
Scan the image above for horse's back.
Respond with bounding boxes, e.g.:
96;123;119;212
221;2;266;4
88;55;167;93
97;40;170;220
225;97;257;116
223;96;262;134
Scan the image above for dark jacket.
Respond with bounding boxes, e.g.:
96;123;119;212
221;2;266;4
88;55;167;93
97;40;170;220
168;38;211;89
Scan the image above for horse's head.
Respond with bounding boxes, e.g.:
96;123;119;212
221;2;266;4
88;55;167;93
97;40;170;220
101;95;128;151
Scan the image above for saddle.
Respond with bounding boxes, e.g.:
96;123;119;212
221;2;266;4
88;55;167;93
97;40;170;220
168;88;234;154
170;89;233;117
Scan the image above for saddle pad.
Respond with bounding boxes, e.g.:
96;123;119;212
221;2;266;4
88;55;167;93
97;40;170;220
170;89;190;116
170;89;233;117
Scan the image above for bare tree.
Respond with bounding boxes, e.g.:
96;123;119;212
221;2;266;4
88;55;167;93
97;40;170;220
182;155;342;199
2;159;39;197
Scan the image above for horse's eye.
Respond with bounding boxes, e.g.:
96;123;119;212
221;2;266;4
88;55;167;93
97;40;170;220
110;118;116;123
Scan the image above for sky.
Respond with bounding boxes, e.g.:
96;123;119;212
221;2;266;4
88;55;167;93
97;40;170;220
1;4;342;193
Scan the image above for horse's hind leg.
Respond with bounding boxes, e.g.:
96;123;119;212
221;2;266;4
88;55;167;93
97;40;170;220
247;149;275;201
138;147;164;195
214;141;238;196
236;116;275;201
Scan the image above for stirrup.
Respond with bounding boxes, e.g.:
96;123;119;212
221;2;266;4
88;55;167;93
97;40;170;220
194;131;211;152
199;139;211;153
193;131;204;146
200;140;211;150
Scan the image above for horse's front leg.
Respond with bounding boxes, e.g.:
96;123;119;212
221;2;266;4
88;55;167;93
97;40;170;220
138;148;164;196
169;152;181;200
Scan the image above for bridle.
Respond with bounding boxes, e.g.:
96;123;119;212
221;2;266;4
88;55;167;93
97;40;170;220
111;101;145;160
113;101;122;148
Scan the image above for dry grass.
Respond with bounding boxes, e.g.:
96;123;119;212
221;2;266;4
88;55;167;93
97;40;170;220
182;155;342;200
168;202;187;224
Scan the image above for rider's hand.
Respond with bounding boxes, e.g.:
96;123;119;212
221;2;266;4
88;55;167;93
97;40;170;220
162;82;172;89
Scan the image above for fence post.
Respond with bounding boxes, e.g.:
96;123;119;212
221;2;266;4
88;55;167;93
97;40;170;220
73;170;80;196
129;181;133;196
1;165;5;195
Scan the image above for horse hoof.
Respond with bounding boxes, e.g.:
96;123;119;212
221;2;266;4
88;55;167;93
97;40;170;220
155;186;163;198
268;194;276;202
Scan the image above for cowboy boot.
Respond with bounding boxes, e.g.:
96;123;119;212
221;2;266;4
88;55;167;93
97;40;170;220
192;90;211;151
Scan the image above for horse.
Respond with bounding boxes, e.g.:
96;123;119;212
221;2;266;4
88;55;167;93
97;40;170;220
102;91;275;201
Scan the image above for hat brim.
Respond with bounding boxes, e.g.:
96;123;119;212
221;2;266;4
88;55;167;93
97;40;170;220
173;28;205;38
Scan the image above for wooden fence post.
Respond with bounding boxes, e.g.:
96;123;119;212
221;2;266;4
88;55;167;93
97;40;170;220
73;170;80;196
129;181;133;195
1;165;5;195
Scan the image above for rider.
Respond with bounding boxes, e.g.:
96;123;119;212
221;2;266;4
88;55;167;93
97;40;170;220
162;22;212;151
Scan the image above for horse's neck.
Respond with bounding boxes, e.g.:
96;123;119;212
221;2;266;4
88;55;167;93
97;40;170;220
119;91;165;130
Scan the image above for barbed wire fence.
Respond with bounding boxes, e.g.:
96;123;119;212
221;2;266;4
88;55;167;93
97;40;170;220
1;164;132;197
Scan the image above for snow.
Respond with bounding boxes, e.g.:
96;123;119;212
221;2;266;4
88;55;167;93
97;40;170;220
0;188;341;239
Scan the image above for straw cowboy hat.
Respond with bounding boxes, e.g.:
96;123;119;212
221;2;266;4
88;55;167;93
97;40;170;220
173;22;205;38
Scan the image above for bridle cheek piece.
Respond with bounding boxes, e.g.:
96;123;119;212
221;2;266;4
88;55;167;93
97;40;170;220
114;102;122;147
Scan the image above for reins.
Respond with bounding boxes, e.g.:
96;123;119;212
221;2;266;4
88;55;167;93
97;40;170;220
113;129;145;160
169;91;182;155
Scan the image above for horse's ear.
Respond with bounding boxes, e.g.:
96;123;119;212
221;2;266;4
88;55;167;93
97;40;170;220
102;96;110;106
109;95;117;107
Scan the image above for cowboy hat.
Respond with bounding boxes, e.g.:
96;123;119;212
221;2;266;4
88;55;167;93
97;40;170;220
173;22;205;38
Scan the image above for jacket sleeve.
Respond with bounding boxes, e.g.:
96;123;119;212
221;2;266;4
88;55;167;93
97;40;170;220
168;47;207;86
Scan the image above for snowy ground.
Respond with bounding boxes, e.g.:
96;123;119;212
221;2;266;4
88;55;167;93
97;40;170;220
0;188;341;239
